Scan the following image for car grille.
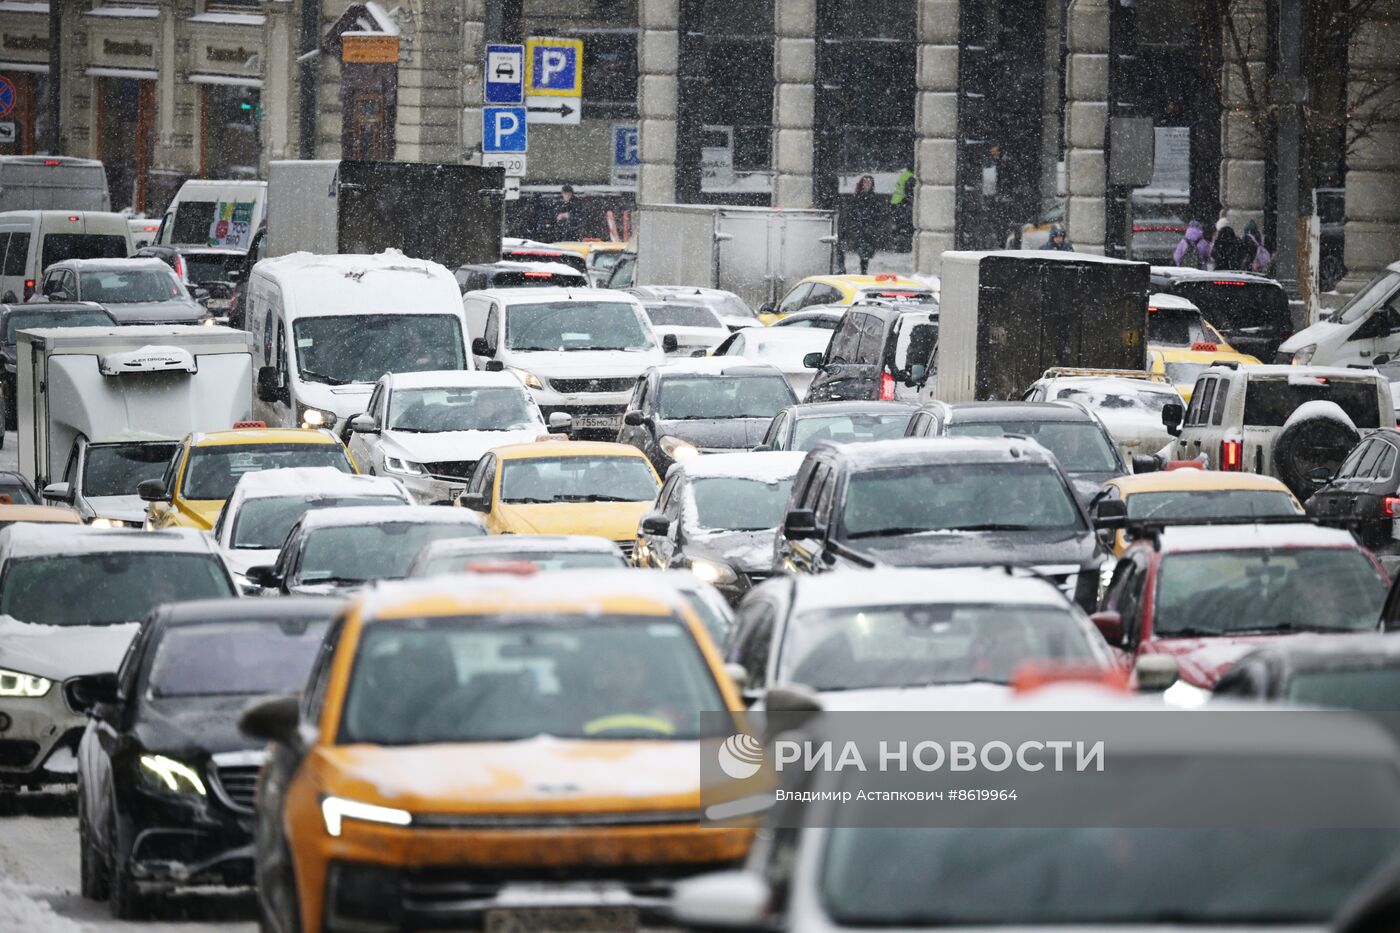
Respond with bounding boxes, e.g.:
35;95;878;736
425;460;477;481
0;740;39;768
549;377;635;394
615;541;636;560
211;761;261;812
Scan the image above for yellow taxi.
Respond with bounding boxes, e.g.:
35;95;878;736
456;439;660;556
552;239;631;283
0;503;82;529
762;273;936;325
1098;466;1303;555
1147;342;1262;402
240;569;752;933
141;424;356;531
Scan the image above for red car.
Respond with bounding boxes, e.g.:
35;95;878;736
1093;520;1389;688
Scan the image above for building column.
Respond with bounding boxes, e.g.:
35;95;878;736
637;0;679;204
911;0;958;273
152;7;195;208
1038;0;1066;219
1340;0;1400;292
395;1;473;163
457;0;487;165
1216;0;1267;228
1062;0;1109;255
771;0;815;208
264;4;298;164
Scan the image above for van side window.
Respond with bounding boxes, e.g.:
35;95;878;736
1210;382;1229;425
1195;379;1217;426
827;314;863;364
3;233;28;277
484;303;500;352
274;318;287;378
261;302;275;362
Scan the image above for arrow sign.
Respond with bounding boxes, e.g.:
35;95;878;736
525;95;580;126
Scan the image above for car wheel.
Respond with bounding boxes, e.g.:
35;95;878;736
77;786;109;900
257;840;303;933
107;803;151;920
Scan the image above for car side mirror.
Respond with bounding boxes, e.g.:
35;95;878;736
1093;498;1128;530
471;337;494;357
672;871;772;931
256;365;286;404
1132;454;1162;474
662;333;680;353
803;351;824;370
1161;401;1185;436
484;360;505;372
459;491;488;512
41;481;74;504
63;672;120;716
1089;610;1125;646
1307;466;1334;485
547;412;573;435
238;694;301;745
640;512;672;536
245;565;282;589
758;302;775;315
348;413;378;434
137;478;168;502
906;362;928;386
752;443;772;452
783;508;818;538
623;410;648;427
1133;655;1179;692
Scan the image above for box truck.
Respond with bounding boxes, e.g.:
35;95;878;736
933;250;1151;402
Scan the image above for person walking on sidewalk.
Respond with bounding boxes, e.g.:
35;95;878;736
846;175;882;275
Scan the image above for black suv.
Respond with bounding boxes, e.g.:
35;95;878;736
803;301;938;403
1307;428;1400;552
773;437;1109;607
1149;267;1292;361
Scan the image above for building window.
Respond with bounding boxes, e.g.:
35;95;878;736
558;30;637;117
200;84;261;178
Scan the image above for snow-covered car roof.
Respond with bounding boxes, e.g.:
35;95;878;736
0;524;221;561
670;450;806;482
225;467;410;505
379;369;531;391
252;250;460;315
467;286;642;306
461;260;584;278
1231;364;1385;382
49;257;177;274
1150;266;1279;285
785;567;1075;615
1148;291;1201;311
1043;376;1184;397
653;358;787;378
812;435;1059;468
1153;521;1365;554
293;504;486;533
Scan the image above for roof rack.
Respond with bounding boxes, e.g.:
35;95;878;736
1040;366;1167;382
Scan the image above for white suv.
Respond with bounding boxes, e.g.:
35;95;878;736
461;287;664;438
1167;363;1393;497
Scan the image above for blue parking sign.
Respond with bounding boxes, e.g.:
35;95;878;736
526;38;583;96
485;44;524;104
613;125;640;167
482;107;528;153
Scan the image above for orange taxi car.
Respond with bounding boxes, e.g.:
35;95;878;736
241;568;751;933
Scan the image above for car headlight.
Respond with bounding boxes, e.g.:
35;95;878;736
89;517;140;529
383;456;426;476
506;367;544;390
299;405;337;429
1291;344;1316;365
1162;680;1212;709
321;795;412;837
0;668;52;697
688;558;738;586
139;754;207;796
659;435;701;462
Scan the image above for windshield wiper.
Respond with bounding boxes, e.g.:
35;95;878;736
299;368;348;386
942;523;1039;532
1159;626;1223;638
553;494;641;502
298;575;367;585
846;525;940;539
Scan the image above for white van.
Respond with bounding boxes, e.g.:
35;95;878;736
461;287;664;437
0;210;133;303
0;156;109;212
156;178;267;250
1279;261;1400;366
246;251;471;432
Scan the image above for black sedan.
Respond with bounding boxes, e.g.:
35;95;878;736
68;597;340;919
616;360;797;474
1307;429;1400;552
1213;634;1400;711
759;400;916;451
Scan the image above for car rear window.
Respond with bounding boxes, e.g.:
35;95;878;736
183;253;244;284
1242;376;1382;428
149;619;329;698
487;270;586;288
41;234;128;270
0;552;234;626
1147;307;1213;346
1167;281;1289;334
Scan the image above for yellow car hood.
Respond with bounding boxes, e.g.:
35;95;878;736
173;499;224;530
493;500;651;541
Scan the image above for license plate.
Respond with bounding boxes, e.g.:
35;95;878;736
573;415;620;429
484;907;638;933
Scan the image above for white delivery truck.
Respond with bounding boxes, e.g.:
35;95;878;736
17;326;254;523
245;251;470;434
632;203;839;312
156;178;267;249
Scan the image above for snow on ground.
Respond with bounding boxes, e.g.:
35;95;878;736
0;878;86;933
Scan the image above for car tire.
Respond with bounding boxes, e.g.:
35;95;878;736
1273;411;1361;498
77;787;109;901
108;801;152;921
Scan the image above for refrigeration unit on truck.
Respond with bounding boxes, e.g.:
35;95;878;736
16;326;255;523
633;203;839;311
933;250;1151;402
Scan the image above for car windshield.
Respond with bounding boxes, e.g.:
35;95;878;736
947;420;1121;473
417;549;627;576
231;494;407;549
499;455;658;504
82;443;178;498
1147;308;1214;346
659;376;794;420
338;615;726;743
842;462;1084;538
182;443;353;500
0;553;233;626
148;619;329;698
781;603;1097;690
182;253;243;284
1243;377;1382;428
820;825;1400;925
1286;668;1400;711
40;235;128;269
1052;384;1180;416
0;478;36;505
1331;270;1400;325
294;315;465;385
708;294;756;319
1125;489;1301;521
297;521;485;584
645;303;722;328
1164;361;1211;386
690;477;794;531
388;386;538;432
505;301;654;351
5;309;114;342
78;270;183;303
1153;548;1384;637
792;412;914;449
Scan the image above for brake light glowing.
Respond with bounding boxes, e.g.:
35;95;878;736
67;215;79;222
1384;497;1400;518
465;561;538;576
23;279;34;300
878;371;896;401
523;271;552;279
232;420;266;429
1148;306;1159;314
43;159;60;166
1190;341;1218;352
1212;280;1248;287
173;254;185;279
1220;439;1243;471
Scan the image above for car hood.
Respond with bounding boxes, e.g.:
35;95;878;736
295;380;374;419
849;529;1097;569
101;301;206;324
656;418;771;450
175;498;225;531
315;737;704;813
84;494;149;523
381;428;543;464
0;620;140;680
1144;631;1373;688
815;682;1012;711
684;529;778;574
493;500;652;540
1094;412;1176;449
1278;319;1349;354
509;349;663;378
137;695;266;758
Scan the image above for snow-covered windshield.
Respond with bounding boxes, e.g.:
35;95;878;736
294;315;465;385
947;421;1120;472
1126;489;1301;521
78;270;184;303
499;456;658;504
389;386;538;432
781;603;1096;689
231;494;407;549
0;553;233;626
659;375;794;419
297;522;485;584
148;620;329;698
690;477;794;531
338;616;725;742
1053;384;1181;416
792;412;913;449
505;301;654;351
82;443;178;498
182;444;353;500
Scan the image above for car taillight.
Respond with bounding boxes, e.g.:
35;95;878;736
878;371;896;401
23;279;34;300
1212;280;1247;286
1384;497;1400;517
1220;439;1243;471
43;159;60;166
